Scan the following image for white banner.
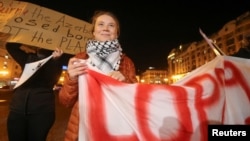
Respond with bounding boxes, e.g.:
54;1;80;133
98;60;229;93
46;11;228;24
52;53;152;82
78;56;250;141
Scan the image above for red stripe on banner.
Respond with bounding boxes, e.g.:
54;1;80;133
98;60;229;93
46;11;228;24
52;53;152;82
87;70;139;141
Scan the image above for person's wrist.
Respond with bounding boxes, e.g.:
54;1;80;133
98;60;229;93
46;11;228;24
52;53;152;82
69;76;78;81
67;72;78;81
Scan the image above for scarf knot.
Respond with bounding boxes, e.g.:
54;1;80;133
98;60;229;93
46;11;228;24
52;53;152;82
86;39;122;73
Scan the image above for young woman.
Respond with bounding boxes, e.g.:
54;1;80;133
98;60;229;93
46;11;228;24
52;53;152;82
59;10;138;140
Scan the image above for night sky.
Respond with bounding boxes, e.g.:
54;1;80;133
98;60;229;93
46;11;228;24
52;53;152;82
24;0;250;73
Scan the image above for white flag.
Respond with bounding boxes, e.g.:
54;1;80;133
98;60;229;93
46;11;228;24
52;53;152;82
14;55;53;89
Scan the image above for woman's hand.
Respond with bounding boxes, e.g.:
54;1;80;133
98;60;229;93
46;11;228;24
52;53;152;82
67;57;88;80
108;71;125;81
52;48;63;59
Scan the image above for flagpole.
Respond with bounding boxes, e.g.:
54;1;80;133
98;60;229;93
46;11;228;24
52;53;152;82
199;28;226;56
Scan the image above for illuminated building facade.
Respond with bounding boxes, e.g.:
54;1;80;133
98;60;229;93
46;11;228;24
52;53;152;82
0;42;22;88
167;11;250;84
140;67;168;84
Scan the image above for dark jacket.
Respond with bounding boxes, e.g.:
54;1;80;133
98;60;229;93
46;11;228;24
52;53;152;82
6;43;71;114
232;47;250;59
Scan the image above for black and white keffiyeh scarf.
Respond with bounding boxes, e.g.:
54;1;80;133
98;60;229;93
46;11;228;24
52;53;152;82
86;39;122;73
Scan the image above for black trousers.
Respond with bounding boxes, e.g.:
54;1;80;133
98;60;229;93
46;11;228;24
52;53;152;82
7;111;55;141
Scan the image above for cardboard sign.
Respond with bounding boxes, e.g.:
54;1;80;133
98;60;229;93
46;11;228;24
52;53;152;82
0;0;93;55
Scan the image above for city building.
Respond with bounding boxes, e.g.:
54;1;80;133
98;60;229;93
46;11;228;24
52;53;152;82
139;67;168;84
167;11;250;84
0;41;22;88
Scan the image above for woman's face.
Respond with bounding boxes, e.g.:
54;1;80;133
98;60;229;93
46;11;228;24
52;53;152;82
93;14;118;42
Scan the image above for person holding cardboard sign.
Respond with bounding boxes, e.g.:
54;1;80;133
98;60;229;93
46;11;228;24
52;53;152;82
59;10;138;141
6;43;70;141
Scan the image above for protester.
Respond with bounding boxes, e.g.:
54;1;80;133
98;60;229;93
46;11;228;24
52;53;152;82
232;33;250;58
6;43;70;141
59;10;138;140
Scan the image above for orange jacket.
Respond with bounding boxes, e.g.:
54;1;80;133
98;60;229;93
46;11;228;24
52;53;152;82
59;52;137;141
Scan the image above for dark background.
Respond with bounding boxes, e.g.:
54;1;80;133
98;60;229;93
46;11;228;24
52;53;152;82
23;0;250;73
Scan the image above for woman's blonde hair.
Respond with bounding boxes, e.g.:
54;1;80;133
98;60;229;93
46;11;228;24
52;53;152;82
90;10;120;37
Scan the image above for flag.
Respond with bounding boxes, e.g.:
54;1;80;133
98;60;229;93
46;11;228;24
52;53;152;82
199;28;226;56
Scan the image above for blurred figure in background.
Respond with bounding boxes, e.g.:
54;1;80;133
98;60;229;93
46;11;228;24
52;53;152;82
6;43;70;141
232;33;250;58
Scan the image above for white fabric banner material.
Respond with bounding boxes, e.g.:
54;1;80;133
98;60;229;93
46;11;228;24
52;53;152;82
78;56;250;141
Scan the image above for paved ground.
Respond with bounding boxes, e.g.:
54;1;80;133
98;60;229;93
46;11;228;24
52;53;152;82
0;89;72;141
